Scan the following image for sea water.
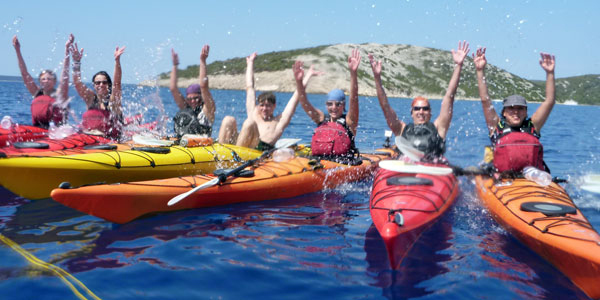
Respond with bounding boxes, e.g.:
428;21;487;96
0;80;599;299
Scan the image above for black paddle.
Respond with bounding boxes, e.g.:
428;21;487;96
167;138;301;206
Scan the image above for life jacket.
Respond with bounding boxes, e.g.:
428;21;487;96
31;94;65;129
401;122;445;159
173;106;212;139
311;114;356;156
491;118;544;173
81;109;121;140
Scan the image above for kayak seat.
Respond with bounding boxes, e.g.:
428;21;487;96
13;141;50;149
520;201;577;217
387;176;433;186
83;144;118;150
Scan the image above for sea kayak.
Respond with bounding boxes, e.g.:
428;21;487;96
370;160;459;269
51;152;391;224
0;143;262;199
475;176;600;299
0;124;48;145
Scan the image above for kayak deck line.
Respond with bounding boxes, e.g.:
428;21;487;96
491;181;599;243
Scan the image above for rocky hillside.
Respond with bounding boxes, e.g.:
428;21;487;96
151;43;598;104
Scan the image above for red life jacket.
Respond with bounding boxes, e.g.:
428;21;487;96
31;95;64;128
492;119;544;173
311;116;354;156
82;109;121;139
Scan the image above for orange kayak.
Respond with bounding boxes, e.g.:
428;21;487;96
52;152;390;224
475;176;600;299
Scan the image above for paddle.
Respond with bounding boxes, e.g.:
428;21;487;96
167;138;301;206
581;174;600;194
387;133;489;176
132;134;175;146
394;136;425;162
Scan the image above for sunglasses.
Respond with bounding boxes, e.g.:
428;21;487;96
412;106;431;111
94;80;109;86
326;101;344;107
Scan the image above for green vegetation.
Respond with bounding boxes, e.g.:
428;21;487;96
159;43;599;105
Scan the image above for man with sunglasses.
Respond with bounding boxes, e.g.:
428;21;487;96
217;52;309;151
299;49;361;159
368;41;470;161
473;47;555;173
170;45;216;139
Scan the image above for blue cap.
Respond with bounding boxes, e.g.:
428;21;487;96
327;89;345;102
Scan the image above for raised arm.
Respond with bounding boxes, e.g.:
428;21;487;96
298;65;324;124
346;48;360;134
245;52;257;119
531;53;555;132
70;43;96;107
169;49;186;109
434;41;469;139
199;45;215;124
369;53;404;136
56;34;74;102
110;46;125;117
12;35;39;95
473;47;499;134
274;61;305;137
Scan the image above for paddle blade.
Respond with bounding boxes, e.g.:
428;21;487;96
581;184;600;194
394;136;425;162
133;134;174;146
379;160;453;175
275;138;301;149
168;177;220;206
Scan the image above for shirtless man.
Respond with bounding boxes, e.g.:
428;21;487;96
218;53;309;151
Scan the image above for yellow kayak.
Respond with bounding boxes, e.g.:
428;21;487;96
0;143;262;199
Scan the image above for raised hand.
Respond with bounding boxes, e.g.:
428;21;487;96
65;34;75;56
472;47;487;71
293;60;304;82
348;48;361;73
307;65;324;78
114;46;126;61
539;52;555;74
171;48;179;66
12;35;21;51
368;53;382;77
200;45;210;62
451;40;470;66
247;52;257;64
70;43;84;62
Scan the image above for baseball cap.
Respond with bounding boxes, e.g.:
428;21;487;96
503;95;527;107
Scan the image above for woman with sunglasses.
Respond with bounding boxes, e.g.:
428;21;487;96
299;49;361;159
473;47;555;173
12;34;74;128
368;41;470;161
70;43;126;140
170;45;216;139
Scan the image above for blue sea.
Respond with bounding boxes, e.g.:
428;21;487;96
0;79;599;299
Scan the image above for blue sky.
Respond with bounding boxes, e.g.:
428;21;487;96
1;0;598;84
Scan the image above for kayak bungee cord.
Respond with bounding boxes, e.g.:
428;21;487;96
0;233;101;300
370;172;456;217
490;181;598;243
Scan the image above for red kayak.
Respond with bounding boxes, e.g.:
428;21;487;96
0;124;48;145
369;160;459;269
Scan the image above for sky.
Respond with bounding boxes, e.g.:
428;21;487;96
1;0;598;84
